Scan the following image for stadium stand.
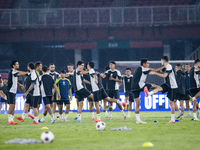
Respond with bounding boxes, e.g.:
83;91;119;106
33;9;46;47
128;0;195;6
0;0;13;9
61;0;114;8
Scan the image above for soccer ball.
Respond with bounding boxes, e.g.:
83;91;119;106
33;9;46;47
96;122;106;131
41;131;54;143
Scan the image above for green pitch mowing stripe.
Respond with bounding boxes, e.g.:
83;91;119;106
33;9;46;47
0;112;199;150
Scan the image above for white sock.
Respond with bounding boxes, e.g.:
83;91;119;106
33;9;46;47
188;111;191;115
8;114;12;122
97;114;101;120
34;116;39;122
135;114;140;121
105;110;108;115
78;114;81;120
29;109;33;114
41;115;46;121
59;114;63;119
11;115;14;121
4;96;7;100
109;111;112;118
192;97;196;101
128;111;131;116
50;115;54;121
53;113;55;118
22;113;26;119
148;91;154;96
121;110;125;116
91;112;94;118
193;113;197;119
64;113;68;119
171;114;175;122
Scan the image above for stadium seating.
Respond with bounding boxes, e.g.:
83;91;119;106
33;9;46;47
128;0;194;6
0;0;13;9
61;0;114;8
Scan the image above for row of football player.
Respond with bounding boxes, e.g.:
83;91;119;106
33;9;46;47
1;56;200;124
0;60;127;125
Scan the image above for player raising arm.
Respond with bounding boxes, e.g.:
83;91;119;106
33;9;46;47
144;56;178;123
39;66;60;123
7;61;29;125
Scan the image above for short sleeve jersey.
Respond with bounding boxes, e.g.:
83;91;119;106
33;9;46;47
31;70;41;96
40;74;55;97
56;78;72;100
123;75;133;92
189;67;200;89
132;67;150;91
162;64;178;89
105;69;121;90
7;69;19;94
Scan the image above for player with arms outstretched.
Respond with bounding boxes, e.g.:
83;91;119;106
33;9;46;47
144;56;178;123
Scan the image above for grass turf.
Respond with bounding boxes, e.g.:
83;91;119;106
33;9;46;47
0;111;199;150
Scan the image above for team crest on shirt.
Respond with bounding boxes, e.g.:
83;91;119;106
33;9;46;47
128;79;130;82
110;74;113;77
63;81;65;85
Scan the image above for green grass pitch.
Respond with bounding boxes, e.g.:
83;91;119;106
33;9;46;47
0;111;199;150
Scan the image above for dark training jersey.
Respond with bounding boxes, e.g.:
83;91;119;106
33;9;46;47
49;72;59;81
189;67;200;89
24;74;33;95
162;64;178;89
132;67;150;91
123;75;133;92
31;70;41;96
73;69;85;92
56;78;72;100
66;71;74;86
0;82;8;100
176;70;186;95
89;69;102;92
184;70;190;90
8;69;19;94
40;74;55;97
83;74;92;92
102;77;108;90
105;69;122;90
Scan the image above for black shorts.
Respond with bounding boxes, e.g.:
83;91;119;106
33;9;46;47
175;93;185;101
38;96;42;104
8;92;16;104
43;96;52;105
57;100;70;105
132;83;152;99
107;90;119;99
51;95;56;104
32;96;41;108
125;91;134;102
161;83;177;101
25;94;32;104
184;90;190;100
190;88;200;97
0;98;7;103
99;88;109;100
75;88;91;102
93;91;100;102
